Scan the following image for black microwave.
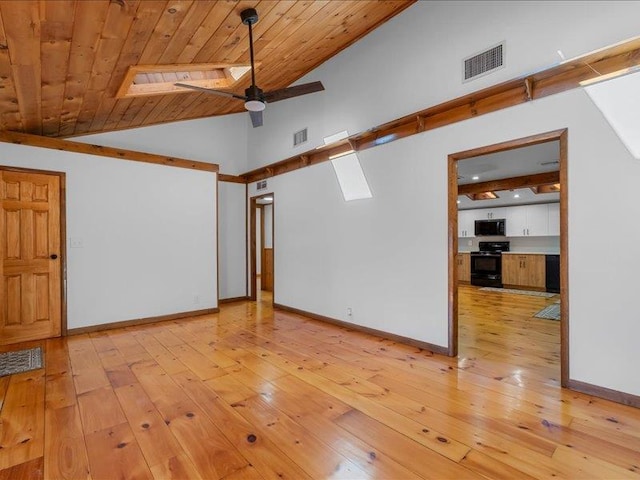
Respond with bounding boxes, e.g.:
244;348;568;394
475;219;506;236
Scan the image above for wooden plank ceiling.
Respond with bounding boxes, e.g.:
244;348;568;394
0;0;414;138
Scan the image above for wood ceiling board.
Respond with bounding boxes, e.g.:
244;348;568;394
0;0;414;138
1;1;42;135
90;0;167;133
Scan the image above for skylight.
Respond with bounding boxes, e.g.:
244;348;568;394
583;69;640;159
331;153;373;201
324;132;373;202
116;63;252;98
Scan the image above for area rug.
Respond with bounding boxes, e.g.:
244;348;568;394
479;287;556;298
0;347;43;377
533;303;561;320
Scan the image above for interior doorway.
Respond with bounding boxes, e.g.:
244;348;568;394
448;129;569;387
249;193;274;304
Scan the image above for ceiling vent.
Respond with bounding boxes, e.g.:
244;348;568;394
293;128;308;147
463;42;505;82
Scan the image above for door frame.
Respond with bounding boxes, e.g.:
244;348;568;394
448;128;569;387
0;165;68;337
249;192;274;301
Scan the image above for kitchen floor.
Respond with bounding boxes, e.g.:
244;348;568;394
457;283;561;388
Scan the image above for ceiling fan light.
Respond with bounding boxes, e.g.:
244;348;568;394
245;99;265;112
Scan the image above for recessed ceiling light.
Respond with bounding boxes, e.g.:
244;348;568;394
472;175;479;180
514;194;520;198
457;200;461;204
262;197;273;201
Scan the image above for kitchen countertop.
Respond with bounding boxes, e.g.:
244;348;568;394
458;251;559;255
501;251;560;255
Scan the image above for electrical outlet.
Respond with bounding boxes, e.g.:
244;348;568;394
347;307;352;316
70;237;84;248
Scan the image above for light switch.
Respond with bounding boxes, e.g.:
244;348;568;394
70;238;84;248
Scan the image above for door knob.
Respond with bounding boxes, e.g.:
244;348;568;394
50;254;58;259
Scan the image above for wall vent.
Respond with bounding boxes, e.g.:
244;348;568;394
293;128;308;147
256;180;267;190
463;42;504;82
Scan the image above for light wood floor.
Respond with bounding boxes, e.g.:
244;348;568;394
1;286;639;479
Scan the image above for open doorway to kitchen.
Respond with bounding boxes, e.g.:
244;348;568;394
448;129;569;388
250;193;274;306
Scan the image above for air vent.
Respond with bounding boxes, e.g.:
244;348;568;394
256;180;267;190
540;160;560;166
463;42;504;82
293;128;308;147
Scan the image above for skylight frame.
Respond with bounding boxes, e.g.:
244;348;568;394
116;63;253;99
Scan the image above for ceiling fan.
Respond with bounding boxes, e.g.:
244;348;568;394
175;8;325;128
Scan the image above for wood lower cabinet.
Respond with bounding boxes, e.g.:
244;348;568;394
458;252;470;283
502;254;545;289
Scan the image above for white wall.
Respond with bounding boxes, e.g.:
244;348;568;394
247;1;640;168
249;87;640;397
218;182;247;299
29;1;638;398
256;208;261;275
75;113;249;175
458;236;560;253
243;1;640;398
263;204;273;249
0;142;217;329
75;113;249;301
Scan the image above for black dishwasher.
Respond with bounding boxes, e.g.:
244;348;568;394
545;254;560;293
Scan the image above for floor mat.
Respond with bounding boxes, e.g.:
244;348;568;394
0;347;43;377
479;287;556;298
533;303;561;320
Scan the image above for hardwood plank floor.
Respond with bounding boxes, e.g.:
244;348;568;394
1;286;639;479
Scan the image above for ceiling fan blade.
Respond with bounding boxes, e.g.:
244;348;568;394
174;83;246;100
249;110;263;128
263;81;325;103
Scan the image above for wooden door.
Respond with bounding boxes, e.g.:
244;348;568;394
262;248;273;291
0;170;62;345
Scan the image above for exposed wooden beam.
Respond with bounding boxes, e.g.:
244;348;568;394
218;174;245;183
458;171;560;195
524;77;533;101
530;183;561;194
0;130;218;172
242;139;353;183
240;36;640;183
466;191;499;201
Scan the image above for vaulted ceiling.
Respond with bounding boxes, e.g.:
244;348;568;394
0;0;414;138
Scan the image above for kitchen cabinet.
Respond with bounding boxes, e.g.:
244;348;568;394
548;203;560;236
458;210;476;238
472;207;506;220
502;254;545;288
459;203;559;238
505;204;551;237
457;252;470;282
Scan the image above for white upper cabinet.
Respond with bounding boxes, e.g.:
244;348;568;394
473;207;506;220
548;203;560;236
506;203;553;236
461;202;560;238
458;210;476;238
505;206;528;237
525;204;550;236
